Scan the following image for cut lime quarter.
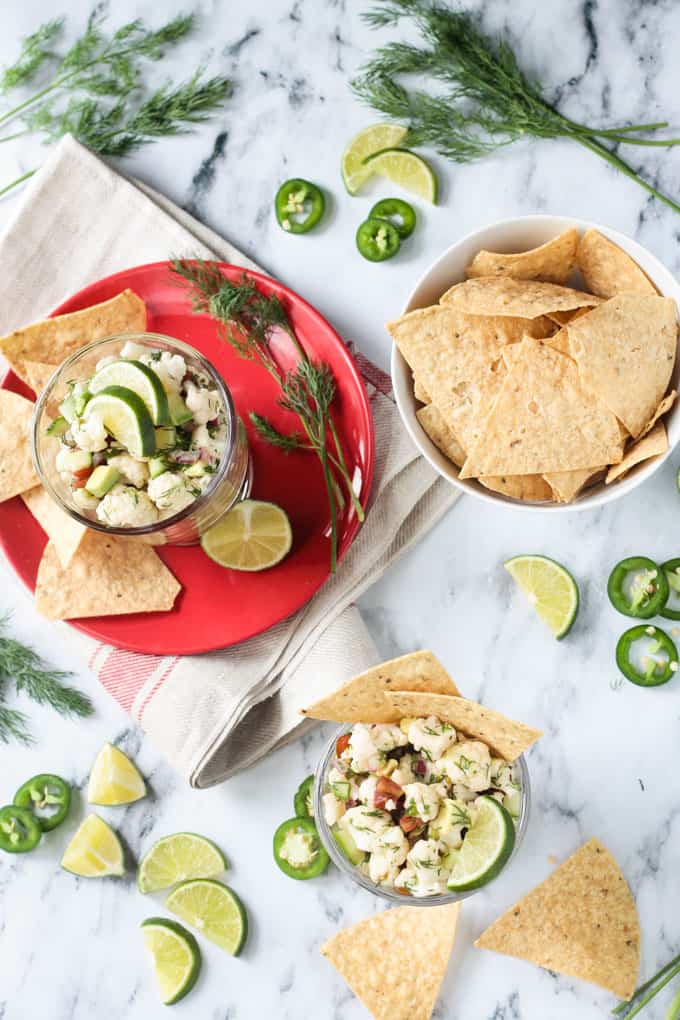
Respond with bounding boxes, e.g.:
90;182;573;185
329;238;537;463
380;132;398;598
447;796;515;892
87;743;146;806
61;814;125;878
141;917;201;1005
201;499;292;571
138;833;227;894
166;879;248;956
364;149;438;204
90;360;170;426
341;123;409;194
504;554;579;639
85;385;156;458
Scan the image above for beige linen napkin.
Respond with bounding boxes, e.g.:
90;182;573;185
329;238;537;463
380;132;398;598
0;135;458;786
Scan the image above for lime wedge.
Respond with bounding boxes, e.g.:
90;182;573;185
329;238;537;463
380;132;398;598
87;743;146;806
341;123;409;194
85;385;156;458
141;917;201;1005
447;796;515;892
201;499;292;571
90;360;170;426
61;814;125;878
138;833;227;894
166;879;248;956
504;554;580;639
364;148;438;203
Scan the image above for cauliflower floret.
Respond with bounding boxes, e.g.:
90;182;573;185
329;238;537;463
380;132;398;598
452;783;478;804
408;716;457;761
71;413;108;452
192;423;226;464
490;759;519;794
342;806;392;853
391;753;418;788
184;381;222;425
368;724;409;753
55;444;73;473
120;340;148;361
141;351;186;393
94;354;117;372
438;741;491;793
395;839;450;897
147;471;196;515
358;776;378;806
72;488;99;511
107;453;149;489
322;792;345;826
369;826;409;886
348;724;383;773
96;484;159;527
401;781;447;822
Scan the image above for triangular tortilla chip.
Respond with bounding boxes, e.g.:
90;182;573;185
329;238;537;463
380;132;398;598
414;377;431;404
0;390;39;501
35;530;181;619
23;361;57;396
301;650;460;723
639;390;676;439
416;403;466;467
383;691;541;761
321;903;460;1020
605;422;668;484
465;228;578;285
578;228;657;298
21;487;85;568
543;466;604;503
475;838;640;999
439;276;601;318
479;474;552;501
567;294;677;438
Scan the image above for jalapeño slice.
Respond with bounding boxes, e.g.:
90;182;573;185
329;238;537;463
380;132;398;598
607;556;668;619
368;197;416;239
616;624;679;687
0;804;42;853
356;217;401;261
294;775;314;818
14;773;71;832
660;558;680;620
273;817;329;880
275;178;325;234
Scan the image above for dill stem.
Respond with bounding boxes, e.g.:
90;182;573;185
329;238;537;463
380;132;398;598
0;167;36;198
613;952;680;1017
616;961;680;1019
318;441;338;573
0;128;31;143
575;134;680;215
327;417;365;522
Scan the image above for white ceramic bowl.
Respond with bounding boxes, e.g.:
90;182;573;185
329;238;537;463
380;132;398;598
391;215;680;511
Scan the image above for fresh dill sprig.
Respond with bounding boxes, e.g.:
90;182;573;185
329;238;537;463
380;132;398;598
0;705;33;747
249;414;308;453
613;949;680;1018
0;18;64;93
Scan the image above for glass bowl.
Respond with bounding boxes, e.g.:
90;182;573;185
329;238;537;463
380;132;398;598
31;332;252;546
314;724;531;907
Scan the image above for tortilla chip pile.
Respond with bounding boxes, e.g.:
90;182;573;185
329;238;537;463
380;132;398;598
0;291;182;620
388;228;678;503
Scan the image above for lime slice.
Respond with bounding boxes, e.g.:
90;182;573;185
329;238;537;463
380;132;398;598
61;814;125;877
341;123;409;194
201;499;292;571
166;879;248;956
504;554;580;639
85;385;156;458
364;148;438;203
90;360;170;426
138;833;227;894
87;743;146;806
446;796;515;892
141;917;201;1005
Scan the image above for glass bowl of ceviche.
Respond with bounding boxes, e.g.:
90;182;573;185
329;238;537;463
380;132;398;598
32;333;252;545
314;718;530;905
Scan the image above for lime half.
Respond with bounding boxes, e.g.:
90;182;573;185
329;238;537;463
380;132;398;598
447;796;515;892
166;879;248;956
90;360;169;426
364;148;438;203
341;123;409;194
61;814;125;878
138;833;227;894
87;743;146;806
201;499;292;571
504;554;579;639
85;386;156;458
141;917;201;1005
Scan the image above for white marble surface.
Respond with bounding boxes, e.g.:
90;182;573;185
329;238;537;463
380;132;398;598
1;1;680;1018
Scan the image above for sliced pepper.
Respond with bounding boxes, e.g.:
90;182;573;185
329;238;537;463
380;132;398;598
13;773;71;832
293;775;314;818
607;556;669;619
616;624;679;686
368;197;416;239
275;178;325;234
660;558;680;620
356;217;401;262
0;804;42;853
273;817;329;880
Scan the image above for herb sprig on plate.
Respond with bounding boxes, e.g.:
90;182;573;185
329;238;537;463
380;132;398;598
613;949;680;1018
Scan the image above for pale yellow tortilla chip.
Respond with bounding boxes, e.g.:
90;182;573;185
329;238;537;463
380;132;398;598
0;289;147;384
465;228;578;285
547;306;593;327
21;486;85;568
639;390;676;438
479;474;553;501
439;276;601;318
578;228;657;298
35;530;181;620
543;466;604;503
416;404;466;467
475;837;640;999
414;377;430;403
0;390;39;500
605;422;668;484
383;691;542;761
321;903;460;1020
567;294;677;437
23;361;57;396
300;650;461;723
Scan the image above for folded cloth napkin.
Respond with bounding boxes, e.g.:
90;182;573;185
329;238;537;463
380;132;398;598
0;135;459;786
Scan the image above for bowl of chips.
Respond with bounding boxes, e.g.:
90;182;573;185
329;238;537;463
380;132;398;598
390;216;680;509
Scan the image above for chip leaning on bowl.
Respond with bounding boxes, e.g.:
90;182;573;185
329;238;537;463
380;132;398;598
387;227;678;505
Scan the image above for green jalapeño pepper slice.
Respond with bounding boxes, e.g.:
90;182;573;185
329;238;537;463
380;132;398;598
607;556;669;619
356;217;401;262
275;178;325;234
660;558;680;620
0;804;42;853
273;817;329;880
14;773;71;832
368;198;416;239
294;775;314;818
616;624;679;686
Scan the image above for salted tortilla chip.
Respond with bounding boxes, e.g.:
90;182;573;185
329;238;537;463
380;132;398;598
0;289;147;384
35;530;181;620
605;423;668;484
321;903;460;1020
439;276;601;319
21;486;85;568
567;294;677;437
543;466;604;503
475;837;640;999
578;228;657;299
23;361;57;396
465;228;578;285
414;377;430;403
460;340;622;478
301;650;460;724
0;390;39;500
639;390;676;438
383;691;541;761
417;404;466;467
547;306;593;327
479;474;553;501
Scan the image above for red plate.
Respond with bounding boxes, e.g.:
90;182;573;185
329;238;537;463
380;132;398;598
0;262;374;654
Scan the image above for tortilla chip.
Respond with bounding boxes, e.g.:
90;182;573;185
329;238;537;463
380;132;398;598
439;276;601;319
543;466;604;503
21;486;85;568
23;361;57;396
578;228;657;298
0;390;39;500
544;327;572;357
605;422;668;484
301;650;460;724
414;377;430;404
321;903;460;1020
568;294;677;437
383;691;541;761
0;290;147;384
34;530;181;620
639;390;676;438
465;228;578;285
460;340;623;478
416;404;466;467
547;307;593;327
475;838;640;999
479;474;553;501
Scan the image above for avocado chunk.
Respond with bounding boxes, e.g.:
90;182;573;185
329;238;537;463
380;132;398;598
61;449;93;473
184;461;208;478
85;465;120;498
168;392;193;426
46;415;69;438
331;823;366;866
154;426;176;450
149;456;169;479
429;799;471;844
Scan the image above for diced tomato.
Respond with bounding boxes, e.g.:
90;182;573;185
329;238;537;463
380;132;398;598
374;776;403;809
73;466;93;481
335;733;351;757
72;474;92;489
399;814;422;834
